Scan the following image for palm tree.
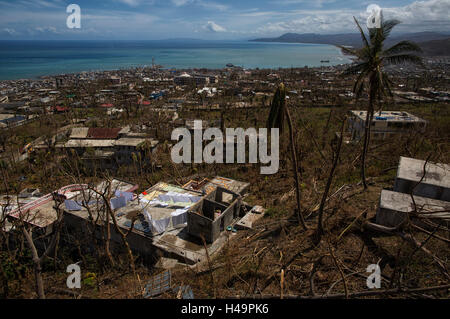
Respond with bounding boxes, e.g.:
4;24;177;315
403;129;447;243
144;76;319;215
267;83;307;230
340;17;423;189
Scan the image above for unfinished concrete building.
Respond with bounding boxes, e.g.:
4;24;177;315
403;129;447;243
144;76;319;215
187;187;241;243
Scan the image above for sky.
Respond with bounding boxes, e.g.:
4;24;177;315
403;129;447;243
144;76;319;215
0;0;449;40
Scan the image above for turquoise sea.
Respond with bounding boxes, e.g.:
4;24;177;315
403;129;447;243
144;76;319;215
0;40;351;80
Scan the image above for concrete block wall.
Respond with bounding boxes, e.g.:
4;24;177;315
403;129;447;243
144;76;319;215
394;178;449;201
187;186;242;243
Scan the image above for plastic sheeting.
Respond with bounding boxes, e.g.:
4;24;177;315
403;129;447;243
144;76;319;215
110;196;127;210
115;190;134;202
143;209;152;224
123;220;151;233
171;195;191;203
171;209;187;226
151;217;171;234
143;209;170;234
64;200;82;211
78;200;99;207
158;194;173;202
156;193;201;207
149;199;170;207
189;196;202;203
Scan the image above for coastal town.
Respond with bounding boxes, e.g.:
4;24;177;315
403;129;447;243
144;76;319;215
1;52;449;300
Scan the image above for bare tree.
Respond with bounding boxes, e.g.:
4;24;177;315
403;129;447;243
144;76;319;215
317;117;347;241
20;195;65;299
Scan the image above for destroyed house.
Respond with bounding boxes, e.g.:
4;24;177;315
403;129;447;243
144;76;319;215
86;128;122;139
57;126;158;168
2;182;124;242
3;176;263;266
183;176;250;196
138;182;203;236
394;157;450;202
348;110;427;141
376;190;450;227
173;73;193;86
0;115;27;128
376;157;450;228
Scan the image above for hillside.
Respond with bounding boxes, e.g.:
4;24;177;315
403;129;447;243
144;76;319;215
419;38;450;56
251;32;450;56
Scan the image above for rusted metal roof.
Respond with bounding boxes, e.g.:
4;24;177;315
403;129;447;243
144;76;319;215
86;128;121;139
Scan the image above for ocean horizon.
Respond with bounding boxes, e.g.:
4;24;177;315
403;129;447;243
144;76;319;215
0;40;351;81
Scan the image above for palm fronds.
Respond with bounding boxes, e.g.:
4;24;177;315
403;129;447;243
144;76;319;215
383;54;424;66
383;40;423;56
353;16;371;57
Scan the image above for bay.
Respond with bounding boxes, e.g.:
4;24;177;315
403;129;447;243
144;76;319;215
0;40;351;80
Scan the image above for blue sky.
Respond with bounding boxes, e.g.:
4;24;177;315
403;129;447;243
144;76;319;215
0;0;449;40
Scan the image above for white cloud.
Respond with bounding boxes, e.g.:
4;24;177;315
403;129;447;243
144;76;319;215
254;0;450;35
203;21;226;32
197;0;228;11
2;28;18;35
384;0;450;27
171;0;228;11
256;11;356;34
0;0;448;39
32;26;61;34
9;0;65;9
171;0;191;6
117;0;142;7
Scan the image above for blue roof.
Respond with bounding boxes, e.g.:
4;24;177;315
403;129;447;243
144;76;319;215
0;116;26;124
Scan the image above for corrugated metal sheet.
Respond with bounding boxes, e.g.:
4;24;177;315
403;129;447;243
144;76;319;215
70;127;89;139
144;270;171;298
87;128;121;139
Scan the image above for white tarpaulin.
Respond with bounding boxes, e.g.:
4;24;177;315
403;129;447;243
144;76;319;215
151;217;171;234
171;209;187;226
143;209;152;225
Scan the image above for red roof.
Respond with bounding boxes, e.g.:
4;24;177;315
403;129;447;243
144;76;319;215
87;128;121;139
53;106;69;112
100;103;114;108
